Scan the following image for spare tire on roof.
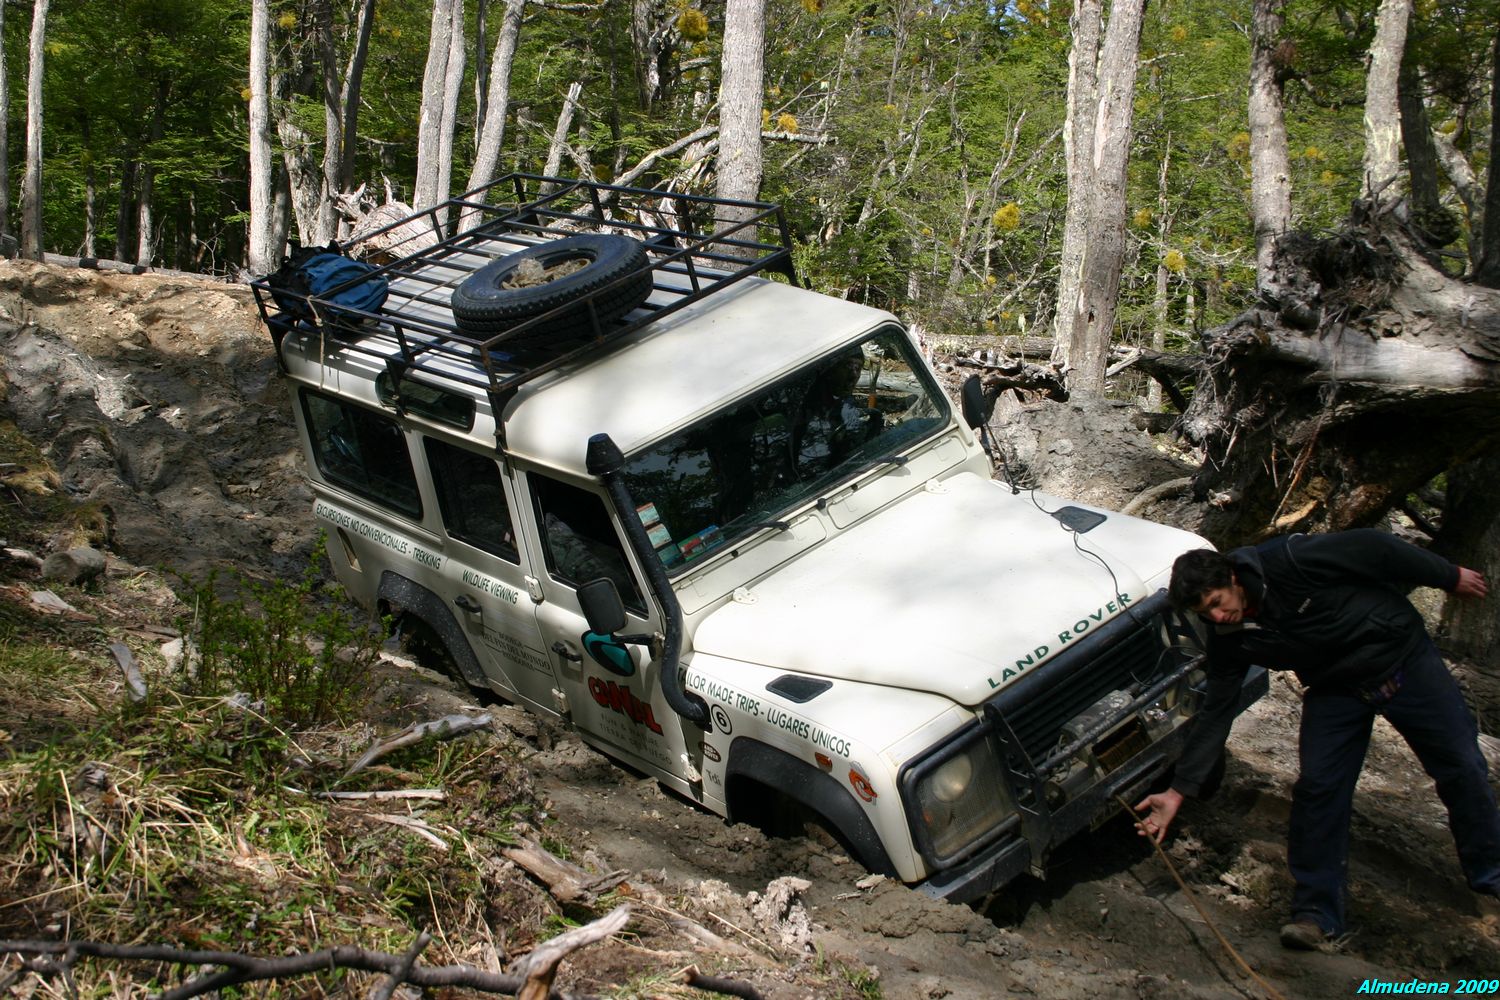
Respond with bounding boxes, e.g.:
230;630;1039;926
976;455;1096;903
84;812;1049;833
450;234;653;347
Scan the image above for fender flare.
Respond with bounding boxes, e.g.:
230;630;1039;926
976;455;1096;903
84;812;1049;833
725;739;896;876
377;571;487;689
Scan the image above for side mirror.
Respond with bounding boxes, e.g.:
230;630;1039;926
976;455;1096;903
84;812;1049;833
578;577;627;635
960;374;987;430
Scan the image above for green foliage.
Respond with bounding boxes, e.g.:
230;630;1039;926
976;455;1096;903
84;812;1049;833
178;552;382;729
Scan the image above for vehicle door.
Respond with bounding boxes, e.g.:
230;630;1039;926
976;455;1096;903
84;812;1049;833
418;434;559;718
519;469;686;780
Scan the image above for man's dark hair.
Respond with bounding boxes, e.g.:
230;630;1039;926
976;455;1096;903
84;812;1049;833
1168;548;1234;610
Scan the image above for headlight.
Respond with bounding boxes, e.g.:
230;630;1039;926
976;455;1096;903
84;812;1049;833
929;754;973;803
914;743;1011;861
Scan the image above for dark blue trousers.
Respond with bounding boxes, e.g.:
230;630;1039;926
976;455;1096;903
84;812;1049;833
1288;641;1500;935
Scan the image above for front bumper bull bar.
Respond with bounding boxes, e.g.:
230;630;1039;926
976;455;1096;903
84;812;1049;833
917;663;1267;903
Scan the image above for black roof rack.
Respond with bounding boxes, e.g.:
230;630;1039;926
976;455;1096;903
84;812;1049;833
250;173;799;417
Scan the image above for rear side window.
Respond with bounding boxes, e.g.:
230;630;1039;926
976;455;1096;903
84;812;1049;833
530;474;645;613
301;390;421;517
425;438;517;562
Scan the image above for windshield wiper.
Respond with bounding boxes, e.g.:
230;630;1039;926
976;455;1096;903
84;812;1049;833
720;519;792;542
850;453;909;475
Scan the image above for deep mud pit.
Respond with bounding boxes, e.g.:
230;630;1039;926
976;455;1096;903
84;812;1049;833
2;259;1497;998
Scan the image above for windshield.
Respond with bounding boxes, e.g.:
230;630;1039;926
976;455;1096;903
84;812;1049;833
621;328;948;571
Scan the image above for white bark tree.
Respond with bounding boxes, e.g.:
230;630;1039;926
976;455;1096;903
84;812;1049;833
20;0;50;261
414;0;464;233
463;0;525;215
0;0;9;242
1248;0;1291;289
1051;0;1147;396
247;0;279;276
1363;0;1411;207
714;0;767;250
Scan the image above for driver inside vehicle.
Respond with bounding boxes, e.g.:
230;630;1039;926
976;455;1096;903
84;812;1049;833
792;346;878;473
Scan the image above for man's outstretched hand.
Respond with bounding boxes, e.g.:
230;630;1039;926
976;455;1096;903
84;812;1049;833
1455;567;1489;600
1133;788;1184;845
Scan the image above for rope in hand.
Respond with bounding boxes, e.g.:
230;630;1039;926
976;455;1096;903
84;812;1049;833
1115;794;1290;1000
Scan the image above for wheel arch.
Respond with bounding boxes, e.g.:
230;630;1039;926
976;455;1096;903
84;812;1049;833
725;738;896;877
376;571;487;689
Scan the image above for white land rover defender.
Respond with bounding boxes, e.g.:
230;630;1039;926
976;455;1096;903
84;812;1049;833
252;175;1265;901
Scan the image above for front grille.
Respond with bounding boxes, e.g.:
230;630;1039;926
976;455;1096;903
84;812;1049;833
988;593;1173;763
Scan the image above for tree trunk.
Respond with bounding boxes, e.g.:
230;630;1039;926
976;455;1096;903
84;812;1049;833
247;0;278;275
543;82;583;180
20;0;50;261
1050;0;1102;374
1248;0;1291;290
1475;27;1500;287
339;0;377;194
1397;62;1454;247
1363;0;1410;206
464;0;525;214
714;0;766;252
435;3;466;222
81;118;95;258
414;0;461;220
1434;453;1500;665
317;0;340;243
0;0;9;241
1058;0;1146;397
136;94;166;265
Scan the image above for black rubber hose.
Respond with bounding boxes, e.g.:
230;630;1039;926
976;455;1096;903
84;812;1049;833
586;432;712;731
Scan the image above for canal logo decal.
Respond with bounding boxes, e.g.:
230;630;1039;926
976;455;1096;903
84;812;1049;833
582;630;635;676
849;767;877;802
587;676;663;734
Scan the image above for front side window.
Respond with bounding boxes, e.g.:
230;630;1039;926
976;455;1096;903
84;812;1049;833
530;474;645;612
425;438;517;561
301;390;421;517
621;328;947;570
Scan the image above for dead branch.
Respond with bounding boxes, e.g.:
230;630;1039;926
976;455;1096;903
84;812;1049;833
366;813;451;851
510;905;631;1000
0;938;599;999
304;788;446;802
107;642;147;703
345;713;492;776
501;836;626;905
368;932;431;1000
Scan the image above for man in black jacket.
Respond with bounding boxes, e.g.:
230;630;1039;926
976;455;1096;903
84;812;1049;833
1134;529;1496;949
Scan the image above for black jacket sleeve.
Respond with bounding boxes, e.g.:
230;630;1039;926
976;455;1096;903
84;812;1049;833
1285;529;1459;593
1170;649;1251;797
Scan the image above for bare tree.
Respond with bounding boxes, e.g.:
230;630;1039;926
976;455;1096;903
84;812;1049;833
464;0;526;208
247;0;278;275
1475;27;1500;287
1051;0;1147;396
20;0;50;261
338;0;377;195
1363;0;1410;206
0;0;9;243
414;0;464;229
714;0;767;247
1248;0;1291;289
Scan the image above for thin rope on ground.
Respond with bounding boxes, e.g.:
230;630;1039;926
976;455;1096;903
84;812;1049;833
1115;794;1290;1000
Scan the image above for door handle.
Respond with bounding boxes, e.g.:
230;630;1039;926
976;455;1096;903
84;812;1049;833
454;594;481;614
551;641;583;663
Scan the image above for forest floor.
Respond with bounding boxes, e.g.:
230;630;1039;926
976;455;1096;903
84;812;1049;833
0;259;1496;999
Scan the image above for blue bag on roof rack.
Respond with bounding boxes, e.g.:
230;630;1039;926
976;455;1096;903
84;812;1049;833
263;242;388;323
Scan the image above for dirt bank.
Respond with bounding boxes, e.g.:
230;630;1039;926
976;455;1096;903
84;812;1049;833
2;259;1496;999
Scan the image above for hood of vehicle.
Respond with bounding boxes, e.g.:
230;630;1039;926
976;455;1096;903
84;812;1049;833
690;473;1202;706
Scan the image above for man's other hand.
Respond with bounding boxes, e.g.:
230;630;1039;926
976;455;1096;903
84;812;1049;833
1455;567;1489;600
1133;788;1184;845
